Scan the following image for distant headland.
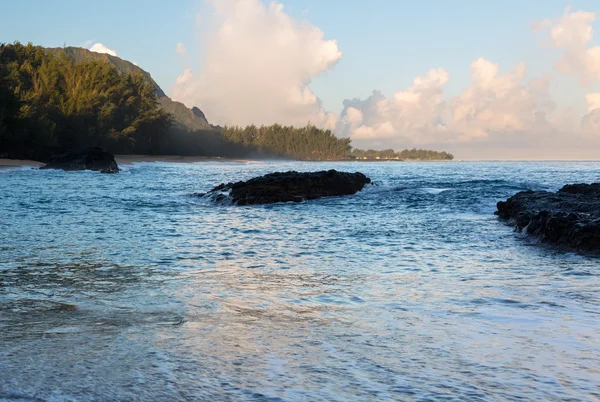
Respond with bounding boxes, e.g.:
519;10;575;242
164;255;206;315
0;42;453;162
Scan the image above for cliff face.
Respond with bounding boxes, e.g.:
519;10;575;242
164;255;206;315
47;47;214;131
159;98;214;131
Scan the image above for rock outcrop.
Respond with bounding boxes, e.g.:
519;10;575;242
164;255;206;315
496;183;600;253
203;170;371;205
41;147;119;173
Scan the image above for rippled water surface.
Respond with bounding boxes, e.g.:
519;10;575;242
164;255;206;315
1;161;599;401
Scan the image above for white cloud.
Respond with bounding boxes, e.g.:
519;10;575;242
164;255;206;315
585;93;600;112
171;0;341;129
582;109;600;135
339;68;449;148
582;93;600;135
537;7;600;85
344;107;363;126
352;121;396;141
176;68;194;85
169;4;600;157
89;43;117;57
339;59;559;149
450;58;553;142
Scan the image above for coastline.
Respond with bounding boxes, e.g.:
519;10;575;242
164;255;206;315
0;159;43;168
16;155;596;166
1;155;456;168
114;155;253;164
114;156;454;164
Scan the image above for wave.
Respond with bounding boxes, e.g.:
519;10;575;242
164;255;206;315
0;166;35;174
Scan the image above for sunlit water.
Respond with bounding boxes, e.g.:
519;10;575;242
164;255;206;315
1;161;599;401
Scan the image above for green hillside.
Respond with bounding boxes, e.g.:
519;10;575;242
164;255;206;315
47;47;214;131
0;42;173;159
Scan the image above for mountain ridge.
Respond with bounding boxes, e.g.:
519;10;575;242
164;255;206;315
46;47;214;131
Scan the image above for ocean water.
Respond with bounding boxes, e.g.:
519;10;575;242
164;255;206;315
0;161;599;401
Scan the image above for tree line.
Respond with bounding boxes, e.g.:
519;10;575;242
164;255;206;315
351;148;453;160
221;124;352;160
220;125;454;160
0;42;453;161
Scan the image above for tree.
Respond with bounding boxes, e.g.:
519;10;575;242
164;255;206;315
0;42;173;159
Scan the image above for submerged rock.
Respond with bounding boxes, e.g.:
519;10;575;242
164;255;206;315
41;147;119;173
204;169;371;205
496;183;600;253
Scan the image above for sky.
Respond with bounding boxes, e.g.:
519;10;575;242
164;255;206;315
3;0;600;159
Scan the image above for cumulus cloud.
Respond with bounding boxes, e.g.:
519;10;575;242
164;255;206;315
582;109;600;134
582;92;600;135
585;93;600;112
450;59;555;141
176;68;194;85
344;107;363;126
169;3;600;157
89;43;117;57
339;59;557;149
537;7;600;85
341;7;599;154
339;68;449;148
171;0;341;129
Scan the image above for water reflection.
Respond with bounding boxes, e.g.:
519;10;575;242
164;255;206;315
1;161;599;400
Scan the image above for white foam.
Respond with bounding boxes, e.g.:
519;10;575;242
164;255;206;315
419;187;450;195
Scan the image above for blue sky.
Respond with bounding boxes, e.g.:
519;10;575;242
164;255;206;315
3;0;600;158
2;0;597;108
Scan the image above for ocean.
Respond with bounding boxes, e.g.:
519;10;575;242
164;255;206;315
1;161;599;401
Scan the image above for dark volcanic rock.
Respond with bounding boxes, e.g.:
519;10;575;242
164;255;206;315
205;170;371;205
496;183;600;253
41;147;119;173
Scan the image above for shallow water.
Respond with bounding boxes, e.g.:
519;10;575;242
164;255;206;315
1;161;599;401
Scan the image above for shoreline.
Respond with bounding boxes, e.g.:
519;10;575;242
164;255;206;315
5;155;597;167
114;155;254;165
0;159;43;168
114;155;455;164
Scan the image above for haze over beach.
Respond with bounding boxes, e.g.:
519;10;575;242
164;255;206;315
2;1;600;401
3;0;600;160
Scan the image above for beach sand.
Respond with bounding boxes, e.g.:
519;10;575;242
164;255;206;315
0;156;251;168
0;159;43;168
115;155;252;165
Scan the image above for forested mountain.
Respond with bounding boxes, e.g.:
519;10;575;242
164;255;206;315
47;46;213;131
0;42;172;159
0;42;453;161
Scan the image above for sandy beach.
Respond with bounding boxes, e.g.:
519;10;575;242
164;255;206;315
0;156;253;168
0;156;453;168
115;155;253;165
0;159;43;168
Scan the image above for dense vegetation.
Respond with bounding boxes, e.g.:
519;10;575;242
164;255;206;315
49;46;213;131
47;46;166;97
351;148;453;160
221;124;352;160
220;125;453;160
0;42;454;161
0;42;172;160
